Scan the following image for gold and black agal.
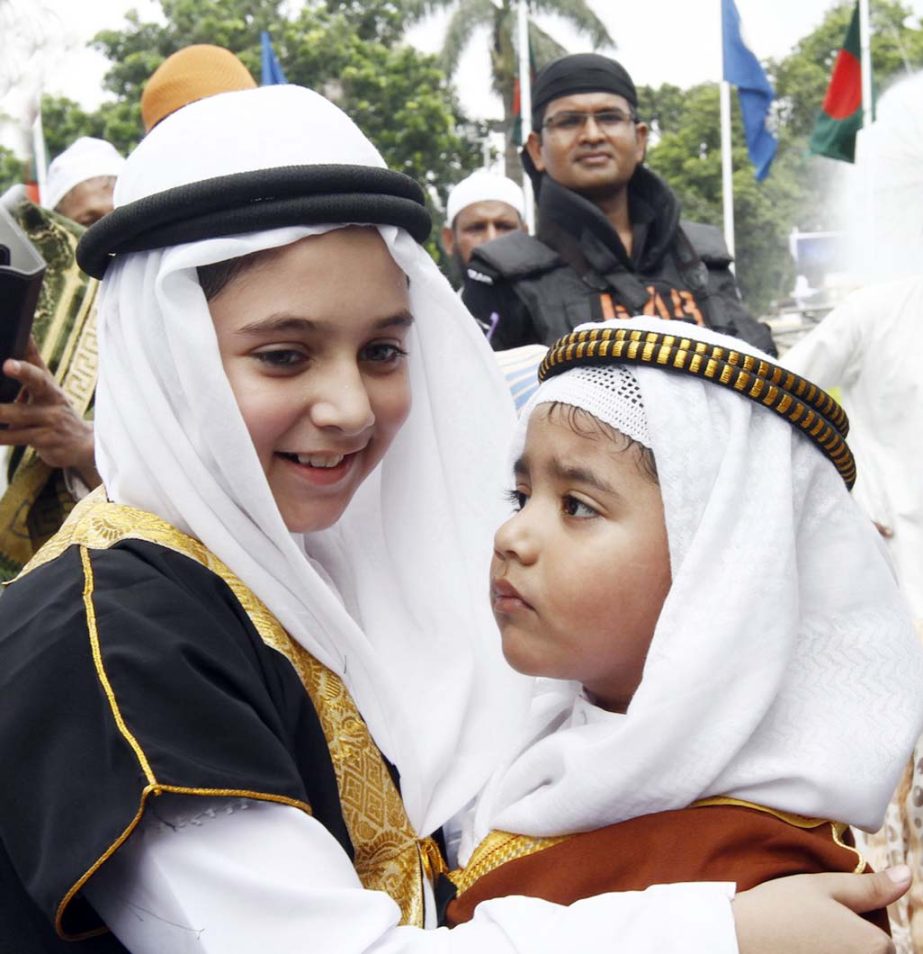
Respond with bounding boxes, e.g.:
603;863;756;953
540;326;856;490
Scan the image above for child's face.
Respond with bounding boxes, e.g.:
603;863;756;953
491;404;671;713
209;228;413;533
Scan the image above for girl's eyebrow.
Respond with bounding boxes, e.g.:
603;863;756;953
236;310;414;336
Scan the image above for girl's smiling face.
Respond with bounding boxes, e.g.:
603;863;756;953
207;227;413;533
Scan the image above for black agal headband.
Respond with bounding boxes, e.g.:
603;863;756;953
76;164;432;280
540;326;856;490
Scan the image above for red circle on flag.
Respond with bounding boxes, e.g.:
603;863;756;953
823;50;862;120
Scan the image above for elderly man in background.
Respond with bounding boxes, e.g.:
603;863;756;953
442;170;525;338
442;170;525;268
44;136;124;227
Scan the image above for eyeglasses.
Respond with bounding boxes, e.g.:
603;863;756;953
542;109;637;135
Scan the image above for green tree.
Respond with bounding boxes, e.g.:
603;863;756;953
636;0;923;315
36;0;484;261
0;145;27;196
642;83;800;314
383;0;614;180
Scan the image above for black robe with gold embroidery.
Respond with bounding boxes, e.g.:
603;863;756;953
0;537;360;952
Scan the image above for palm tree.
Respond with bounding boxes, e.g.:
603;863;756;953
429;0;614;181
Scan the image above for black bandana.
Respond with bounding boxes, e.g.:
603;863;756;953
531;53;638;129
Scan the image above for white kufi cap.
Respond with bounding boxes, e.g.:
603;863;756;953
45;137;125;211
445;170;525;226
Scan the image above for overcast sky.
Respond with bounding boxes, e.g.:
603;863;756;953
9;0;923;122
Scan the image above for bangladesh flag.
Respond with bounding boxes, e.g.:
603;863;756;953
810;1;863;162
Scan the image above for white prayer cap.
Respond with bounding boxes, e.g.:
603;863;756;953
445;170;524;227
44;137;125;211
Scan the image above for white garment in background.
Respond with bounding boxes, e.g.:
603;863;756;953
784;278;923;623
85;797;736;954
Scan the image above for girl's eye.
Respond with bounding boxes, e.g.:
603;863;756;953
252;348;306;369
361;342;408;365
505;489;528;511
563;495;599;519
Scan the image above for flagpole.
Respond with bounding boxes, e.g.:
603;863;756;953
32;104;48;206
720;79;736;265
859;0;872;127
517;0;535;233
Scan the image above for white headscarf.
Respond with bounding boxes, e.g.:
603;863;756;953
45;136;124;211
445;170;525;227
94;85;531;836
461;316;923;858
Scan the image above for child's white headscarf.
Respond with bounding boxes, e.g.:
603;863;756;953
462;316;923;856
93;85;531;837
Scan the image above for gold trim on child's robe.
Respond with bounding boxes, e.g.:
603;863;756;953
445;798;883;931
19;489;443;934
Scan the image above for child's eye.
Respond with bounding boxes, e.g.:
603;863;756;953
252;348;307;369
505;489;528;511
361;342;408;365
562;495;599;519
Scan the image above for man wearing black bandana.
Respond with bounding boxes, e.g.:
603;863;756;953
463;53;776;354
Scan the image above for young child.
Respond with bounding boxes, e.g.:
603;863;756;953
444;316;923;927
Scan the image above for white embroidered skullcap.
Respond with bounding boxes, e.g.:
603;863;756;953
45;137;125;211
445;170;525;227
526;363;651;449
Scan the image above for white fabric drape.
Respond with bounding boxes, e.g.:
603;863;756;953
784;278;923;624
85;796;737;954
94;84;531;837
461;317;923;858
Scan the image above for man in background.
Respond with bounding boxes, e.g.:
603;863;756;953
463;53;775;354
442;170;526;337
442;170;525;269
44;136;124;227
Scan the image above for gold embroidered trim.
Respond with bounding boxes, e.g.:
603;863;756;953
80;545;156;787
690;795;828;829
449;830;566;897
29;493;429;929
831;821;867;874
539;326;855;489
694;798;866;872
453;798;862;900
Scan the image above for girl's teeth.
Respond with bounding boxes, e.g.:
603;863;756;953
296;454;345;468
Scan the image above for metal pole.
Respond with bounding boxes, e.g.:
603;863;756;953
517;0;535;233
859;0;873;126
720;80;736;265
32;106;48;206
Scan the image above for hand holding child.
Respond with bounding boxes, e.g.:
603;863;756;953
734;865;910;954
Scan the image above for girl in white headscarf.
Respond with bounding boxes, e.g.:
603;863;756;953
447;318;922;929
0;88;909;954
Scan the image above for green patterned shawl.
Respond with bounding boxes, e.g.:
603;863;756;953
0;198;98;580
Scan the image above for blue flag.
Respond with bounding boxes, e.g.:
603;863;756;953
721;0;777;180
261;31;287;86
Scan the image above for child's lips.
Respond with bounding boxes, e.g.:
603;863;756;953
491;578;534;613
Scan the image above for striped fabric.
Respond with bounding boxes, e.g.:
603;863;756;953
495;344;547;412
